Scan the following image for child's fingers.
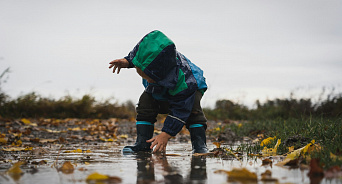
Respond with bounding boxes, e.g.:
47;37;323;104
146;137;155;143
154;144;163;153
150;139;157;149
113;66;117;73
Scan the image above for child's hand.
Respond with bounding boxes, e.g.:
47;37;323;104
147;132;172;153
109;58;129;74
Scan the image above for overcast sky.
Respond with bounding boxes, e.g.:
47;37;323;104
1;0;341;108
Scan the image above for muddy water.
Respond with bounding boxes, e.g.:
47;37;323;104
3;141;338;184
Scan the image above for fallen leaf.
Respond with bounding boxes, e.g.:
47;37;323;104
330;152;342;162
33;147;50;155
45;129;64;133
216;168;258;183
64;148;83;153
276;139;316;166
39;139;58;143
262;139;281;156
78;167;87;171
0;137;8;144
12;140;22;146
86;172;109;181
119;134;128;139
30;138;40;143
213;142;221;148
31;160;47;165
308;158;324;177
164;154;181;156
59;161;75;174
100;137;114;142
260;136;276;147
7;162;24;181
288;146;295;152
193;152;213;156
7;162;24;174
3;147;33;151
68;127;81;131
21;118;31;125
262;158;273;166
59;137;66;143
308;159;324;184
261;170;278;182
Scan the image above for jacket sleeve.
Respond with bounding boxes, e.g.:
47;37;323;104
124;43;138;68
161;91;196;136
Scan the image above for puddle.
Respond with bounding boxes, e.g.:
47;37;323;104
0;119;341;184
2;141;338;184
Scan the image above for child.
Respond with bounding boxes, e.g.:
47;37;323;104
109;30;208;154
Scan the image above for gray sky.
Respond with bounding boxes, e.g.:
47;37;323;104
1;0;341;108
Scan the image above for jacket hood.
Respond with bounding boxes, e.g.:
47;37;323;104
131;30;179;89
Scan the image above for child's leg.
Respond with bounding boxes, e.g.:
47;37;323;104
186;91;208;153
123;92;159;153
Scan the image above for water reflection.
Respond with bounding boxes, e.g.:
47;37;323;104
136;153;155;183
187;156;207;184
135;153;207;184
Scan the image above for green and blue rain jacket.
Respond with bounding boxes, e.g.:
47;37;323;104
124;30;207;136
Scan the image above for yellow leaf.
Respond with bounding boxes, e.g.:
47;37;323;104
45;129;63;133
7;162;24;181
330;152;342;161
119;134;128;139
225;148;241;162
260;136;276;147
21;118;31;125
7;162;24;174
84;162;90;165
302;140;315;155
12;133;22;137
213;142;221;148
225;168;258;182
86;172;109;181
0;133;6;138
68;127;81;131
24;147;33;151
84;150;92;153
100;138;113;142
0;137;8;144
3;147;33;151
276;139;316;166
237;123;243;128
288;146;294;152
59;161;74;174
262;139;281;156
13;140;22;146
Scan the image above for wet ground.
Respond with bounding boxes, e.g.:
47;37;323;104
0;119;341;184
1;142;313;184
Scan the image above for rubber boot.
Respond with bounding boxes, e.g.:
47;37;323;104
189;126;209;153
122;124;154;153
